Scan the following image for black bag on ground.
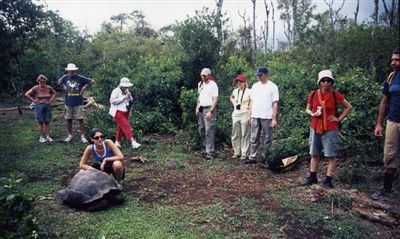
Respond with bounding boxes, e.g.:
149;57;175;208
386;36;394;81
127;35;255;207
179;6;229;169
267;152;300;173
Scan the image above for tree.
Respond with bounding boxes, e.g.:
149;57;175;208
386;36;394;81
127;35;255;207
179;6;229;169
110;13;129;32
0;0;48;97
175;8;223;89
251;0;257;61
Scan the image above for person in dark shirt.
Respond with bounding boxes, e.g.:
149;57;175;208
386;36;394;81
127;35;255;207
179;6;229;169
58;63;95;143
372;47;400;200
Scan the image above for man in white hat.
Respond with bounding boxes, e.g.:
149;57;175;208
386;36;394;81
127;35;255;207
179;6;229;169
196;68;218;160
58;63;95;143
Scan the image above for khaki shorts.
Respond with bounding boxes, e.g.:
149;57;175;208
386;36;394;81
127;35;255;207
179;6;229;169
383;120;400;169
65;105;85;120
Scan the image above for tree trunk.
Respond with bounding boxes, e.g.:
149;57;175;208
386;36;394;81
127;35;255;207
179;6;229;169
374;0;379;26
354;0;360;25
292;0;298;44
264;0;270;52
271;1;276;50
215;0;224;48
251;0;257;62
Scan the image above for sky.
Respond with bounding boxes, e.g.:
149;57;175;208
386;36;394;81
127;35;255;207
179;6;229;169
36;0;377;42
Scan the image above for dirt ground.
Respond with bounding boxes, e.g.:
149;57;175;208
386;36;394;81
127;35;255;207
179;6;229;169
2;102;400;238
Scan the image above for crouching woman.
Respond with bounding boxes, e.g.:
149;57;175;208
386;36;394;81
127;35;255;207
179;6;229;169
79;128;125;182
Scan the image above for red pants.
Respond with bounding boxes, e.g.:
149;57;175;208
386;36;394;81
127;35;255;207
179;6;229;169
114;110;134;141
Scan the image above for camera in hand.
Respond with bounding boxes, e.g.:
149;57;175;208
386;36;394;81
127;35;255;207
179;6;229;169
236;104;241;110
126;101;134;112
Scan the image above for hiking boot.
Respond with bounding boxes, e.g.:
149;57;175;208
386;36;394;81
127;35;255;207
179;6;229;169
114;141;122;148
301;176;318;186
64;135;73;143
244;158;257;164
39;136;46;143
46;136;54;142
131;140;141;149
322;180;334;189
371;188;392;201
80;135;88;143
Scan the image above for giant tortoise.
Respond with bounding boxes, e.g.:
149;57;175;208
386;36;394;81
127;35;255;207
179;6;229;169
59;169;124;211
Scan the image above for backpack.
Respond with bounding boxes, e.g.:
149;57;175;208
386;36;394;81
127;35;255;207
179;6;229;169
267;152;300;173
385;71;396;116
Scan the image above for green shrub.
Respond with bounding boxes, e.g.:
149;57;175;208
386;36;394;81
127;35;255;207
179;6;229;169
0;173;47;238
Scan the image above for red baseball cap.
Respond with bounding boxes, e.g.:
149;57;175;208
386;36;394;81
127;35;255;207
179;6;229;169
235;74;247;82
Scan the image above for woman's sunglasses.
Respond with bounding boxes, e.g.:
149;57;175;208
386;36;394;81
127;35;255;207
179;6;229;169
92;135;105;140
320;78;333;83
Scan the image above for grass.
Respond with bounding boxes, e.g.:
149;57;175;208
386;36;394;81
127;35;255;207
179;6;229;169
0;109;397;238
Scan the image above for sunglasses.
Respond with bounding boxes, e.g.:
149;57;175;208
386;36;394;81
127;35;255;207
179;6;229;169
320;78;333;83
92;135;105;140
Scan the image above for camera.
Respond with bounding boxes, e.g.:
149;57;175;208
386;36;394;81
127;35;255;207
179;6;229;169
126;101;134;112
315;106;323;116
236;104;241;110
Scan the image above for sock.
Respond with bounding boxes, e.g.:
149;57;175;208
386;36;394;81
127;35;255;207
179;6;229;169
325;176;332;183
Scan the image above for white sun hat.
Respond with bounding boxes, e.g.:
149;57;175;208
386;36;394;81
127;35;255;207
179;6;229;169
65;63;79;71
317;70;335;85
119;77;133;87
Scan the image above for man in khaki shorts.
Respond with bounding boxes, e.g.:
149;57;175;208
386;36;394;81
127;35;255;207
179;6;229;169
58;63;95;143
372;47;400;200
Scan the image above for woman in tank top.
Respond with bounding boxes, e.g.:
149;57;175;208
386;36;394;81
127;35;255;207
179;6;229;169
79;128;125;182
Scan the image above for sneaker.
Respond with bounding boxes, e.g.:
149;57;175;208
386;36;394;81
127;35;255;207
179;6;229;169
322;180;334;189
240;156;248;161
131;141;141;149
205;154;214;160
371;188;391;200
301;176;318;186
232;154;240;160
80;135;88;143
64;135;73;143
244;159;257;164
39;136;46;143
115;141;122;148
46;136;54;142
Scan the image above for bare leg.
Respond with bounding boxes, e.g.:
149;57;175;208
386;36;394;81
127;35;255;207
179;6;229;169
326;157;337;176
310;155;320;172
67;119;73;135
44;123;50;137
38;123;44;137
112;161;124;182
78;119;85;135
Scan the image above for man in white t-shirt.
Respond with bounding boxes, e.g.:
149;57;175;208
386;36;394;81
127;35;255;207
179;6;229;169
195;68;219;160
245;66;279;164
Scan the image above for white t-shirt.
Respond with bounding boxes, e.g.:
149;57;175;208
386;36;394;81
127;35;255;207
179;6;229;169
198;80;218;106
250;81;279;119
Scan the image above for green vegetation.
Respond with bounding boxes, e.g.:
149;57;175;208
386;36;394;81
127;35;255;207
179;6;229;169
0;110;396;238
1;0;399;237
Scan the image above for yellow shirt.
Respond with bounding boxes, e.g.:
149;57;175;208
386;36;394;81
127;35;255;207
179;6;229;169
231;87;251;115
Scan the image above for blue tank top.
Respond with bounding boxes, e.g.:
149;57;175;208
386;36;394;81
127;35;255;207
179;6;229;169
91;141;115;163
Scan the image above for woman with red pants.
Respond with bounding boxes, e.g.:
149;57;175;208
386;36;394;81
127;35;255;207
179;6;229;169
109;77;141;149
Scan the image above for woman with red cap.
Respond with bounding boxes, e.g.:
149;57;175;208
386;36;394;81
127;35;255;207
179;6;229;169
230;74;251;160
